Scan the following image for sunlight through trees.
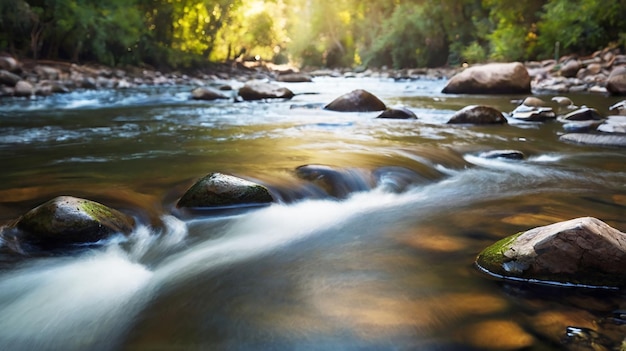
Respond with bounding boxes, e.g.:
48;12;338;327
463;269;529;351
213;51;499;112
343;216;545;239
1;0;625;69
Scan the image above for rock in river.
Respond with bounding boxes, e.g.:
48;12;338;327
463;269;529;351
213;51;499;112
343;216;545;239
376;106;417;119
191;87;230;100
476;217;626;287
442;62;531;94
238;82;294;101
447;105;508;124
324;89;386;112
11;196;135;248
177;172;274;208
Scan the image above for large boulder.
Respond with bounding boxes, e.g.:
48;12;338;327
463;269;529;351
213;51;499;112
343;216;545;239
324;89;386;112
447;105;508;124
476;217;626;287
11;196;135;248
238;82;294;101
442;62;531;94
606;67;626;95
177;172;274;208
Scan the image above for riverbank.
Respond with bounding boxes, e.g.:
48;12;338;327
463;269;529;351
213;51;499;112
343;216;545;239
1;46;625;98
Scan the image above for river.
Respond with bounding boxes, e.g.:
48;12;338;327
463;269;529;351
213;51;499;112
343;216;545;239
0;76;625;350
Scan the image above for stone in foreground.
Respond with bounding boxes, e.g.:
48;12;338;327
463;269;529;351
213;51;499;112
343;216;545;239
442;62;531;94
476;217;626;287
177;172;273;208
13;196;135;248
324;89;386;112
447;105;507;124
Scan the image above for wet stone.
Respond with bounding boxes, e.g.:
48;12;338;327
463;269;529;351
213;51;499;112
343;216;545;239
11;196;135;249
478;150;525;160
177;172;274;208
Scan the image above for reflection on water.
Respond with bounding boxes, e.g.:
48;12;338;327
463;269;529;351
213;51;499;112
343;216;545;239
0;77;625;350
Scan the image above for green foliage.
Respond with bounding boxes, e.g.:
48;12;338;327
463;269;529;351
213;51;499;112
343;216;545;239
0;0;624;69
363;4;447;69
461;41;487;63
537;0;625;57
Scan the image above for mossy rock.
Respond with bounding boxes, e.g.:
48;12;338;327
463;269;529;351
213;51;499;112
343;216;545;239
14;196;135;248
476;217;626;288
177;172;274;208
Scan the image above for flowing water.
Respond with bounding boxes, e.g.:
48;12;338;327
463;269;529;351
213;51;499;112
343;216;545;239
0;77;624;350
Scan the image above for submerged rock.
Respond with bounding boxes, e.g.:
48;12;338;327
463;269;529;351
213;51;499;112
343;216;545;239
478;150;525;160
295;164;373;198
447;105;507;124
324;89;386;112
562;120;602;133
238;82;294;101
177;172;273;208
442;62;531;94
11;196;135;248
191;87;230;100
476;217;626;287
376;106;417;119
560;133;626;148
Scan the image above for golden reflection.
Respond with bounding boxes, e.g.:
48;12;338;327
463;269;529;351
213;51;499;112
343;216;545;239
308;278;509;340
531;310;597;345
454;320;534;350
395;226;470;253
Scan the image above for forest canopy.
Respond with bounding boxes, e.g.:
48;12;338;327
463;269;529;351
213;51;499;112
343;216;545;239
1;0;625;69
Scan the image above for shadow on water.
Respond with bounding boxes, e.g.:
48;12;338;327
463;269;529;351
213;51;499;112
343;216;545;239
0;78;625;350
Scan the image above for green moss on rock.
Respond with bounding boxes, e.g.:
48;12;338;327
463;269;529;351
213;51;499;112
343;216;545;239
15;196;135;247
476;232;523;278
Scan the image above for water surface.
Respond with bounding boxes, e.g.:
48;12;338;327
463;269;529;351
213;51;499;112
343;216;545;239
0;77;624;350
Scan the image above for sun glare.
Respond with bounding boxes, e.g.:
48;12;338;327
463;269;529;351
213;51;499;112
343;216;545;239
245;0;266;17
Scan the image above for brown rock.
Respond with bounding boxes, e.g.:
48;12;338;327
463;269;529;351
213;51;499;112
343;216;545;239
191;87;229;100
442;62;531;94
324;89;386;112
0;56;21;72
560;59;581;78
238;82;294;101
476;217;626;287
14;80;34;97
447;105;507;124
606;66;626;95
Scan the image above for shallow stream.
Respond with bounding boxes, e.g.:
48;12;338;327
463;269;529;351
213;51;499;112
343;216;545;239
0;77;624;350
